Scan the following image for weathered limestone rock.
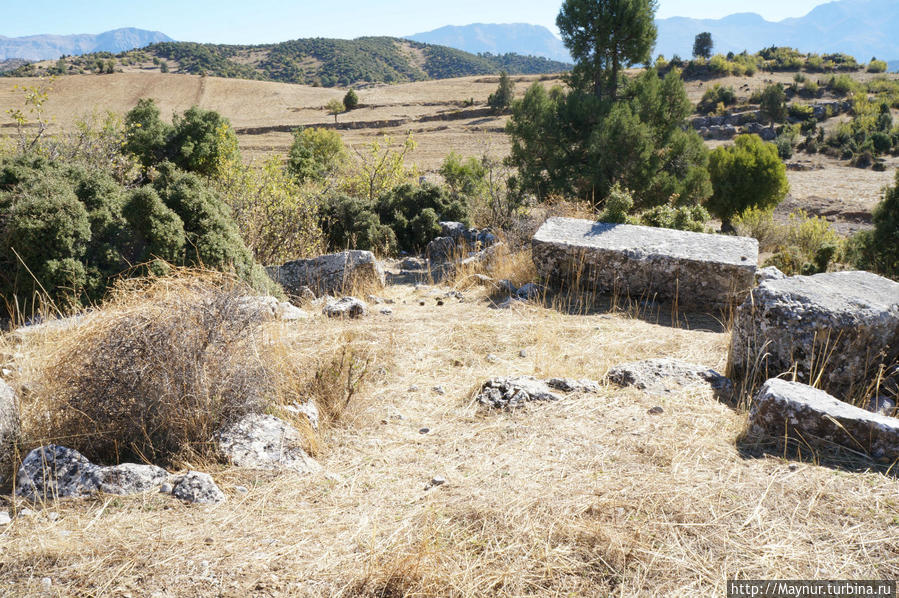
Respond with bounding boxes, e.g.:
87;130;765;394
218;414;320;475
532;218;758;311
748;379;899;460
323;296;367;318
439;221;497;248
607;358;732;394
729;271;899;398
267;251;385;300
0;378;18;484
756;266;786;284
476;377;562;409
171;471;225;504
16;445;168;500
238;296;310;322
426;236;456;264
546;378;601;393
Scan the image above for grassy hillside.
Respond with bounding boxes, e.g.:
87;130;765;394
2;37;570;87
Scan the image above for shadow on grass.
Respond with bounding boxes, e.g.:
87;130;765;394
735;434;899;479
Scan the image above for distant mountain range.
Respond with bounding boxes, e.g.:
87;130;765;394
655;0;899;67
408;23;571;64
0;28;173;61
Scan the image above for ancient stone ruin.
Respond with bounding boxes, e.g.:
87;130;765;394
729;271;899;399
266;250;385;300
532;217;758;311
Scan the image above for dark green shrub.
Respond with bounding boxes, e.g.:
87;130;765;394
849;170;899;278
287;127;347;183
320;194;396;254
598;183;634;224
343;89;359;110
488;71;515;113
638;203;709;232
375;183;469;252
706;134;789;227
760;84;787;122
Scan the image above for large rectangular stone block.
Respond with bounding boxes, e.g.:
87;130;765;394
729;271;899;399
531;218;758;311
266;250;385;300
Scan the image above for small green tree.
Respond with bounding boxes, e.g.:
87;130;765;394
693;32;713;60
849;169;899;278
343;89;359;111
326;99;346;123
760;83;787;123
287;127;347;184
706;134;789;228
487;71;514;113
160;61;169;73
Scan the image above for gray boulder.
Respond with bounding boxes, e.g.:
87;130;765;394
532;218;757;311
476;377;563;409
267;251;385;300
439;221;498;248
323;297;367;318
426;236;456;264
516;283;543;300
171;471;225;504
238;296;309;322
15;445;168;500
285;400;320;431
607;358;732;394
0;378;19;484
218;414;320;475
729;271;899;398
748;379;899;460
399;257;426;271
755;266;786;284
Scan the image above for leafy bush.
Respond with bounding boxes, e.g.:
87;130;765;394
638;203;710;232
788;103;814;121
375;182;469;252
0;155;277;316
287;127;347;184
765;211;841;275
123;99;240;177
320;194;396;254
706;134;789;227
760;84;787;122
598;183;634;224
343;89;359;110
698;84;736;114
868;60;888;74
848;170;899;278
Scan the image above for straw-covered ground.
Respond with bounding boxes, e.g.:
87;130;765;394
1;260;897;597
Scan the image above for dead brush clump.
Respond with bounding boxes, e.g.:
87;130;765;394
20;269;286;466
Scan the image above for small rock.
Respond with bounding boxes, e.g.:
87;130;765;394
323;297;367;318
472;274;494;286
607;359;731;395
755;266;786;284
516;283;542;300
476;377;563;409
274;302;309;321
160;483;173;494
647;406;665;415
0;511;10;525
235;485;249;494
486;354;499;363
419;427;430;434
366;295;384;305
46;511;59;522
284;400;320;431
519;350;527;358
171;471;226;504
436;299;445;306
788;464;798;472
41;578;52;591
399;257;426;271
432;386;446;395
547;378;601;393
493;297;521;310
866;396;896;417
217;413;320;474
408;385;420;392
380;308;393;315
418;299;426;306
425;476;446;490
498;279;517;294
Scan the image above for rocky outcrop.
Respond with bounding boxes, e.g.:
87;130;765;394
218;414;320;475
747;379;899;461
607;359;732;394
171;471;226;504
532;218;758;311
0;378;18;485
476;377;563;409
439;221;497;249
238;295;309;322
323;296;367;318
267;251;385;300
16;445;168;500
729;271;899;398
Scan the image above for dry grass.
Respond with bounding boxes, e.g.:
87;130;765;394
2;265;898;596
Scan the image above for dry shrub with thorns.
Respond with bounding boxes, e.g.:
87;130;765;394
23;270;276;465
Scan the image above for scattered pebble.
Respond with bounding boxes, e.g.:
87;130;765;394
789;464;799;472
380;308;393;315
425;476;446;490
419;427;431;434
407;385;419;392
160;483;173;494
436;299;445;306
47;511;59;522
41;578;52;590
432;386;446;395
418;300;426;306
647;406;664;415
20;508;34;517
486;354;499;363
0;511;10;526
519;350;527;358
235;486;249;494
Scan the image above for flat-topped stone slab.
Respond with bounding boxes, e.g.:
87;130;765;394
266;250;385;301
531;218;758;311
747;379;899;460
729;271;899;398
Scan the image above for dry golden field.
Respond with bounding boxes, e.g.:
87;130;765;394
2;69;897;229
1;270;898;597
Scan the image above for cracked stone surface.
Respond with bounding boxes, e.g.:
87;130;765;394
532;218;758;311
729;271;899;398
323;297;368;318
218;414;321;475
747;379;899;460
476;377;563;409
267;251;385;300
607;358;732;394
171;471;226;504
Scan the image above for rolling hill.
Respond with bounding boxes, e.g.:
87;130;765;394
3;37;570;87
655;0;899;65
407;23;571;64
0;28;173;61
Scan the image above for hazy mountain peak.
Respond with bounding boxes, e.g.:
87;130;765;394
0;28;173;61
407;23;571;63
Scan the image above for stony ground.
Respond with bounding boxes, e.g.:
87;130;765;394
1;274;897;597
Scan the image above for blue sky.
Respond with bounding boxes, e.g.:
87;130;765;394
2;0;831;43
